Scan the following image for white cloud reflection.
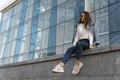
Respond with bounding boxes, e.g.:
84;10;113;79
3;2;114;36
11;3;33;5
0;0;10;22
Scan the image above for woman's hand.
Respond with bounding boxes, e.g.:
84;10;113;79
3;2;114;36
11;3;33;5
89;44;94;49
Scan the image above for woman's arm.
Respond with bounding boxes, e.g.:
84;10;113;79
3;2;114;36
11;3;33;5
73;30;78;46
89;32;94;48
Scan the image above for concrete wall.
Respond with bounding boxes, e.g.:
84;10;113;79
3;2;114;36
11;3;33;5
0;45;120;80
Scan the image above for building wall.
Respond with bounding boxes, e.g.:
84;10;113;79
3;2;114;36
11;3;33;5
0;0;84;65
0;0;120;65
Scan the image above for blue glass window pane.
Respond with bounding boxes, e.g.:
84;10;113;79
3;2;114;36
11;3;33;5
56;23;65;45
22;0;28;10
41;29;49;48
52;0;57;7
66;0;76;20
64;19;74;43
13;55;18;62
47;47;56;56
46;10;51;27
75;0;84;17
31;16;39;33
50;7;57;27
15;39;21;54
31;25;38;34
29;52;34;60
110;32;120;44
35;31;43;50
0;14;3;31
14;2;22;15
19;10;27;23
99;35;109;46
50;0;57;27
109;2;120;33
17;23;24;39
95;0;108;10
32;16;39;26
1;58;5;64
30;33;37;52
2;44;8;58
109;0;120;5
21;10;26;19
57;2;66;24
57;0;66;5
32;1;40;17
38;13;46;29
48;26;56;47
33;0;40;4
40;0;52;12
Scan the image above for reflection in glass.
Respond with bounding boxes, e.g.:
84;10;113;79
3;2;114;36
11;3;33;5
57;3;66;24
95;0;108;10
108;0;120;5
29;33;37;52
25;6;33;21
41;29;49;48
95;7;109;46
20;36;30;53
38;13;46;30
32;1;40;17
56;45;64;55
56;23;65;45
35;31;43;50
66;0;76;20
109;2;120;33
57;0;66;5
110;32;120;44
0;0;87;64
64;19;74;43
47;47;56;56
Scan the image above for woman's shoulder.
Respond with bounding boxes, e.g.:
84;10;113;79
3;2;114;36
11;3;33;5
77;23;84;26
77;23;84;28
78;23;84;25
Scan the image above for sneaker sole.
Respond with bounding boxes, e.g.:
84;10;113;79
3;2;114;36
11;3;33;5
52;70;64;73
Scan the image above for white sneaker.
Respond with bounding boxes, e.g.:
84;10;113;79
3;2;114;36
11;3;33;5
72;62;83;75
52;64;64;73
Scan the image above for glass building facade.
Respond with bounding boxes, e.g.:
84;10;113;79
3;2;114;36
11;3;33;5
0;0;120;65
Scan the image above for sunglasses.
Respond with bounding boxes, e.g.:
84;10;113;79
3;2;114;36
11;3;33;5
80;14;84;18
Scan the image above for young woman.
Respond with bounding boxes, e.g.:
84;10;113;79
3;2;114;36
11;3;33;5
52;11;94;75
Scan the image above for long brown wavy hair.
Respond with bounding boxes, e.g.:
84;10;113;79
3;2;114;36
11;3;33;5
78;11;92;29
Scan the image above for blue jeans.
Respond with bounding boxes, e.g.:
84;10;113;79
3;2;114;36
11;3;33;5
61;39;89;64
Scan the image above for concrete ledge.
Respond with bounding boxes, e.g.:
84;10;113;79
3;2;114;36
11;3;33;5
0;44;120;80
0;45;115;68
111;44;120;51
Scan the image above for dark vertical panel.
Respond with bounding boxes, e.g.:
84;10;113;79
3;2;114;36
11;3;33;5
47;0;57;56
29;0;41;60
109;1;120;44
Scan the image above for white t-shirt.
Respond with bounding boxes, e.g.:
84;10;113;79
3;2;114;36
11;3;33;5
73;23;93;46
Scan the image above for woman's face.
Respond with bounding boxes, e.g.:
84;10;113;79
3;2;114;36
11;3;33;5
80;13;85;22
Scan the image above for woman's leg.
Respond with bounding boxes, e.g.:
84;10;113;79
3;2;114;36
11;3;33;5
52;46;76;73
61;46;76;65
75;40;89;60
72;40;89;74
